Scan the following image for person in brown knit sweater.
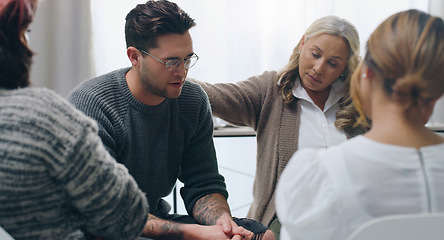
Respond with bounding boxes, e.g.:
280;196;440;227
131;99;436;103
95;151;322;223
192;15;368;239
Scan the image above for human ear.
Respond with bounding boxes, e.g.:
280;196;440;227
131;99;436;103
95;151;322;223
127;47;141;67
361;64;375;80
298;35;306;53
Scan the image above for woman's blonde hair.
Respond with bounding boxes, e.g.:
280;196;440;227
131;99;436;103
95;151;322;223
351;9;444;127
277;15;360;102
276;15;362;131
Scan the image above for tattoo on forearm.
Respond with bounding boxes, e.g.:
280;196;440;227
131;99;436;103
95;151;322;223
193;193;231;225
143;214;184;240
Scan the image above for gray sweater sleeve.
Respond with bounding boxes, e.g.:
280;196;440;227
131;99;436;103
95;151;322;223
56;120;149;239
177;83;228;214
54;91;149;239
0;88;148;239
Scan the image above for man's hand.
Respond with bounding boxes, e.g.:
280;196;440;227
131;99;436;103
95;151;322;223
140;213;253;240
193;193;253;239
182;223;253;240
216;212;254;239
139;193;255;239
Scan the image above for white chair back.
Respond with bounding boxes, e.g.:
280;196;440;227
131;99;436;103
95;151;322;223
0;226;14;240
347;213;444;240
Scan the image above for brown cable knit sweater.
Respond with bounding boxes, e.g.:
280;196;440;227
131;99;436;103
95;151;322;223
193;71;363;226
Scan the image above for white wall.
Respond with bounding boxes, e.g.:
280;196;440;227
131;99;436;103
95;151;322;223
427;0;444;127
29;1;442;125
28;0;94;97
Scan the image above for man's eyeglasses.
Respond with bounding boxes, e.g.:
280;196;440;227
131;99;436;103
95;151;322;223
137;48;199;72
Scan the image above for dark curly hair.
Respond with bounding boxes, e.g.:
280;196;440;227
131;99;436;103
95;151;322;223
125;0;196;51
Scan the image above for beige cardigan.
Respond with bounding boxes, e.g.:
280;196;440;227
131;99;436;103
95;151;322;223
193;71;361;226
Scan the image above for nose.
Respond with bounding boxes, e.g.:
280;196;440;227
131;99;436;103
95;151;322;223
313;60;325;75
173;61;187;78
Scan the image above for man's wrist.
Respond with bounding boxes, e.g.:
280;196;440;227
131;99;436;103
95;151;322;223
181;223;200;240
141;214;184;239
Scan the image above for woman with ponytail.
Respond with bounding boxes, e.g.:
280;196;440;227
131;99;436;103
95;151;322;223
276;9;444;240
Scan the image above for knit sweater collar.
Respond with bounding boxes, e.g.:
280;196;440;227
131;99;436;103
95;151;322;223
116;67;170;114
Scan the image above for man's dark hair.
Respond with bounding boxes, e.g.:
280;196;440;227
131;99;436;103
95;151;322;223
125;0;196;50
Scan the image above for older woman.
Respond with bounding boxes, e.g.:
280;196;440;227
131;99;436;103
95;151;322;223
276;9;444;240
193;15;366;239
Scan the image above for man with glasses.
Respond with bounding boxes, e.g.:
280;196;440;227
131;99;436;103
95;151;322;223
68;1;272;239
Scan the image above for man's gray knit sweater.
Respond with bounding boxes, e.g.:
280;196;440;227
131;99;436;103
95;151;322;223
0;87;148;239
67;67;227;216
